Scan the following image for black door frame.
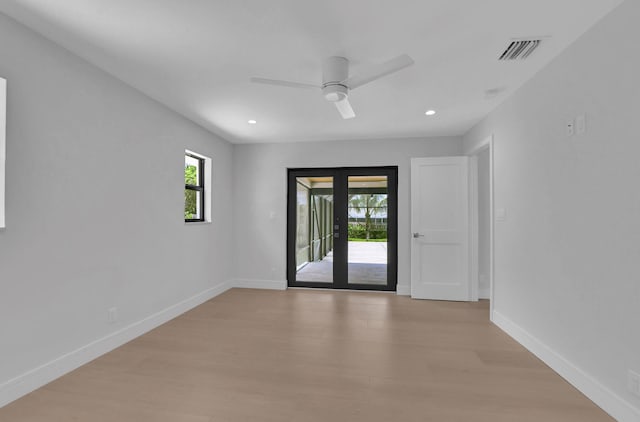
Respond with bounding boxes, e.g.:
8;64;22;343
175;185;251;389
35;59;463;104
287;166;398;291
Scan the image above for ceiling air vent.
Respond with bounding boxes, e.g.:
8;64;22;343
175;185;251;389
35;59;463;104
499;39;542;60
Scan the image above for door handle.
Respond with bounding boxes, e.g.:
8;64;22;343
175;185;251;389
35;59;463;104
413;232;424;238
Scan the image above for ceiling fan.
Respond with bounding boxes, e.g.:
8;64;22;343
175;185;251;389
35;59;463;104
250;54;414;119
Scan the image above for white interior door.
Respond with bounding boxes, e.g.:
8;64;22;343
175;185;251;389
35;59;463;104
411;157;471;301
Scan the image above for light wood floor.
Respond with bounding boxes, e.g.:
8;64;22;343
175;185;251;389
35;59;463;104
1;288;613;421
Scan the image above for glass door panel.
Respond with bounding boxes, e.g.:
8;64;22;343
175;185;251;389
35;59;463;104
293;176;334;284
347;176;388;285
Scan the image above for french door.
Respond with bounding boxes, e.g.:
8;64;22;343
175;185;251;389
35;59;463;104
287;167;397;291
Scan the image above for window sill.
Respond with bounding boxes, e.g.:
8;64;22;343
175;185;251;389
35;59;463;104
184;221;212;226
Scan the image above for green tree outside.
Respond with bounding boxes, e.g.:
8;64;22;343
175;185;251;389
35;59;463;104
348;194;387;240
184;164;198;219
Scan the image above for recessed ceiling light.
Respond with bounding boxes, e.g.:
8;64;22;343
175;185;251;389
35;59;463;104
248;119;257;124
425;110;436;116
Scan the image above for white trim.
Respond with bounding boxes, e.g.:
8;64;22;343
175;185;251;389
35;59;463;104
488;136;494;317
468;155;479;301
396;284;410;296
0;78;6;229
466;134;494;314
0;281;233;408
203;155;212;222
233;279;287;290
492;310;640;422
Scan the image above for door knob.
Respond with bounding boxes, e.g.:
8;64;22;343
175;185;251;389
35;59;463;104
413;232;424;238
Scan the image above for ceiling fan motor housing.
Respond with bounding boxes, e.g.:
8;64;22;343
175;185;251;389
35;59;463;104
322;84;348;102
322;56;349;102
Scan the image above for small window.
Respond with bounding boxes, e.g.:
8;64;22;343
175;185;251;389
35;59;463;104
185;153;205;222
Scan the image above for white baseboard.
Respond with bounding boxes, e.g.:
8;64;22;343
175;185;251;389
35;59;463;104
492;310;640;422
0;280;233;409
232;279;287;290
396;284;410;296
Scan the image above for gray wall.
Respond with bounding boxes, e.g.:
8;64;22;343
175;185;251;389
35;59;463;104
464;0;640;412
232;137;462;291
0;12;233;385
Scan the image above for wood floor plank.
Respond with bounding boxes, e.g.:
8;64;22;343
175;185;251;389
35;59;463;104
0;288;613;421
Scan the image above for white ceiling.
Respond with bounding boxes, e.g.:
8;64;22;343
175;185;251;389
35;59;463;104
0;0;624;143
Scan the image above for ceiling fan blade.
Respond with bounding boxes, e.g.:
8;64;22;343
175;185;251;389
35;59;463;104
343;54;414;90
250;77;319;90
334;98;356;119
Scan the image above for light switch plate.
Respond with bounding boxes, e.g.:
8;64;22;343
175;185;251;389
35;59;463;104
107;307;118;324
629;370;640;397
566;119;575;137
576;114;586;135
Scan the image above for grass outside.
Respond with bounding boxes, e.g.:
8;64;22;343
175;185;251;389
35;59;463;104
348;238;388;242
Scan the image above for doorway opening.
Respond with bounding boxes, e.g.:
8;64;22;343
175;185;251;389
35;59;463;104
287;167;398;291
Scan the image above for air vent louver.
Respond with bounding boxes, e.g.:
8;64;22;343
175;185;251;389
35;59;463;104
499;39;541;60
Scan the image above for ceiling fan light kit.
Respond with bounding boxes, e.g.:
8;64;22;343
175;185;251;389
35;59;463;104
251;54;414;120
322;84;348;102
